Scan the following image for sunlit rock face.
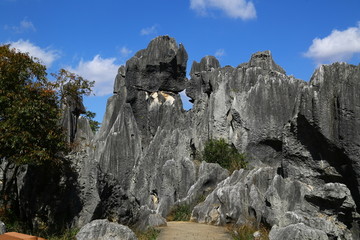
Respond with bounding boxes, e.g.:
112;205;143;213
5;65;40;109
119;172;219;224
190;59;360;239
68;36;360;239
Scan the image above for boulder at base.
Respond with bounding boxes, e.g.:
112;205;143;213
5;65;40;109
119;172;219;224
76;219;137;240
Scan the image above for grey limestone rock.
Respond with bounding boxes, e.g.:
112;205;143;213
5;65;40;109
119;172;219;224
190;55;220;75
0;221;5;234
135;205;167;231
191;165;357;238
76;36;194;227
74;116;94;146
63;36;360;239
113;65;126;94
180;162;229;207
248;50;286;74
186;50;304;168
187;56;220;102
305;183;356;214
61;84;87;143
269;223;329;240
125;35;187;96
76;219;137;240
124;36;188;146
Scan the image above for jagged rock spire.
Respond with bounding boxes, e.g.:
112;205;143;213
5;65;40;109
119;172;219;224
248;50;286;74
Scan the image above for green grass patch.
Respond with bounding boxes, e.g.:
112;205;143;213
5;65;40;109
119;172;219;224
135;227;160;240
45;228;78;240
167;204;192;221
229;223;269;240
167;194;207;222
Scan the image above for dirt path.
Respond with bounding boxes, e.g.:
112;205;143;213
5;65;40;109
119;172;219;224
157;221;232;240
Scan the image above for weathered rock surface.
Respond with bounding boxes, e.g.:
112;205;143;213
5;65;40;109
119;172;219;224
16;36;359;239
188;55;360;239
179;162;229;207
135;206;167;231
77;36;196;227
192;166;356;239
74;116;94;147
0;221;5;234
186;51;304;167
76;219;137;240
269;223;329;240
61;84;87;143
69;37;360;238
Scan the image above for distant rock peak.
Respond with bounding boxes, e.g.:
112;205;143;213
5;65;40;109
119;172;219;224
113;65;125;94
190;55;221;76
125;35;188;95
248;50;286;74
137;35;185;66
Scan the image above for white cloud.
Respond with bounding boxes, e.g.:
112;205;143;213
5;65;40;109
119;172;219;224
215;48;226;57
68;55;119;96
9;39;60;67
4;18;36;33
120;46;132;58
190;0;256;20
304;22;360;63
140;25;158;36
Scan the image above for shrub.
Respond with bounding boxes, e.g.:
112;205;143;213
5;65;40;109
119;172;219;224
0;209;78;240
202;138;247;172
46;228;78;240
135;227;160;240
167;204;192;221
229;223;269;240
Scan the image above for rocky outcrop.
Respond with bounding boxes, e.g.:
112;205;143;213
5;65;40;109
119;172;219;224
76;219;137;240
77;36;195;227
269;223;329;240
134;207;167;231
191;167;356;239
0;221;5;234
61;84;87;143
58;36;360;239
187;50;305;168
189;55;360;239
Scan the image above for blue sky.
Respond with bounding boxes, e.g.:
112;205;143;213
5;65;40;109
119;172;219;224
1;0;360;123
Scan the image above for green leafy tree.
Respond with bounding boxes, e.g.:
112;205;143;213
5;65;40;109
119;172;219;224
202;138;247;172
51;69;94;106
52;69;98;137
0;45;68;165
0;44;68;216
83;111;101;133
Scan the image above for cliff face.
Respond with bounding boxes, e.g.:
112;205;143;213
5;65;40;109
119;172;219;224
70;36;360;239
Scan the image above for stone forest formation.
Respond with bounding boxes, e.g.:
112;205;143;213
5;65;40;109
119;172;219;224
6;36;360;239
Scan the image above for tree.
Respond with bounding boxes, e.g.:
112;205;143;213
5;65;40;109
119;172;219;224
83;110;101;133
51;69;94;106
0;46;98;232
51;69;96;140
0;45;68;166
202;138;247;172
0;44;68;215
